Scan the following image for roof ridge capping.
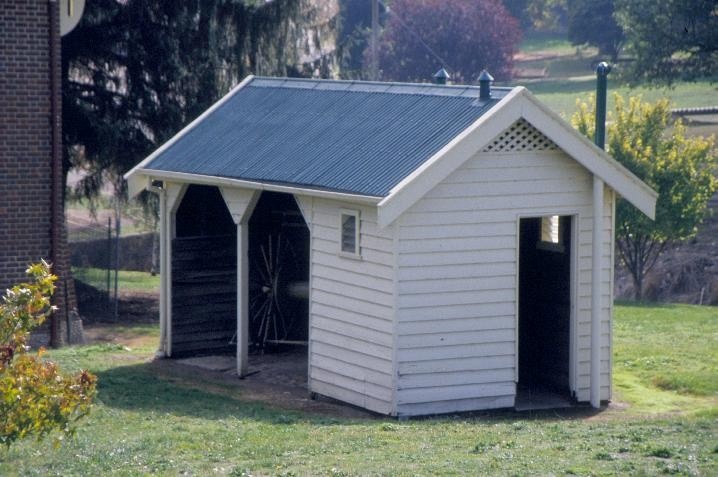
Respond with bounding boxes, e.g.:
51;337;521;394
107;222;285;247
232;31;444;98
250;75;514;98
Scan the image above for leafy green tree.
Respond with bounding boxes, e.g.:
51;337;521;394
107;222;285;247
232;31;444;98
526;0;567;31
567;0;624;61
1;262;96;447
573;95;718;300
614;0;718;83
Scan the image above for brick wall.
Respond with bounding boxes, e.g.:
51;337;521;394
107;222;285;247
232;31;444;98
0;0;77;344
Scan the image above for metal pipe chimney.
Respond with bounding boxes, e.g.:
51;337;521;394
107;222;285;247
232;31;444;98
478;70;493;100
594;62;611;149
434;67;450;85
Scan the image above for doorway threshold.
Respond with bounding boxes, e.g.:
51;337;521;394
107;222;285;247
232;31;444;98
515;385;574;411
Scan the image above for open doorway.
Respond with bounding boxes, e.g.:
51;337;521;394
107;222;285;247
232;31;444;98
247;191;310;383
517;215;573;410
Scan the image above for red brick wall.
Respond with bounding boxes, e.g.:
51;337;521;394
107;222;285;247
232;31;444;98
0;0;76;343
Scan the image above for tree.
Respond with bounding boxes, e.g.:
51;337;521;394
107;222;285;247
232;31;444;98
525;0;566;32
567;0;624;62
573;95;718;300
372;0;521;83
501;0;532;30
337;0;382;79
1;262;96;447
62;0;340;204
614;0;718;83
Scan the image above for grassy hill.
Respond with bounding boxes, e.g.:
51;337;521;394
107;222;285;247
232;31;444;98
512;32;718;132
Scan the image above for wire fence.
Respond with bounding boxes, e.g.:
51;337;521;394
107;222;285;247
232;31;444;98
68;208;158;320
71;216;115;311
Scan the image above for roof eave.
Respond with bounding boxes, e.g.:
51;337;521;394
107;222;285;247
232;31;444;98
517;87;657;218
124;74;256;198
377;87;657;228
130;169;383;205
376;87;525;228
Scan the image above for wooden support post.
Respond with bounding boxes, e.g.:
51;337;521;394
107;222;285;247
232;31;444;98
237;222;249;376
157;188;167;356
163;183;187;358
220;187;260;378
591;176;604;408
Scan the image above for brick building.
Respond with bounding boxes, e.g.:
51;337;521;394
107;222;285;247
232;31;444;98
0;0;80;345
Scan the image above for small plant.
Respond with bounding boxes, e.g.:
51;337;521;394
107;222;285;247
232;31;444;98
0;262;96;447
647;447;673;459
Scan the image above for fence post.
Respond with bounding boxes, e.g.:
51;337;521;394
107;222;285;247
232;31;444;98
114;201;121;321
106;216;112;304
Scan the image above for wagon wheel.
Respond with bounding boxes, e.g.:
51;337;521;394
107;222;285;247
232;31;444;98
248;233;301;349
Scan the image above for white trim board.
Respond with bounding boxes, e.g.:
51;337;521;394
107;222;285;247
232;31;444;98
377;87;657;227
128;170;382;206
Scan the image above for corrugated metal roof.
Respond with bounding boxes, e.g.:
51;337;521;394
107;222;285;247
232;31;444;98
143;77;512;197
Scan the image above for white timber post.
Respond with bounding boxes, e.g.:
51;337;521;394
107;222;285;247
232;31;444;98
237;221;249;376
591;176;604;408
164;182;187;358
157;187;167;356
220;187;260;377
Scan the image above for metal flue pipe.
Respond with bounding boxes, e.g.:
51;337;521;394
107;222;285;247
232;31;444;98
591;61;611;409
594;62;611;150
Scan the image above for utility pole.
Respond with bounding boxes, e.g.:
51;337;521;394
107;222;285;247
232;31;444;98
371;0;378;80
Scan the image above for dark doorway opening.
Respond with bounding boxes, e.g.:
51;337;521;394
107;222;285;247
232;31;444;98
171;185;237;357
248;192;310;355
517;215;573;410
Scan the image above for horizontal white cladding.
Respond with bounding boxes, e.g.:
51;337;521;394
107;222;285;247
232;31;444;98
395;148;614;413
304;197;397;415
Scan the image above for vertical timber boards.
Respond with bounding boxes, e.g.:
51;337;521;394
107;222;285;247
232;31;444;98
171;234;237;356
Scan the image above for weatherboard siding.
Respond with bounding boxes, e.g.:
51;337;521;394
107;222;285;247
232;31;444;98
306;198;395;414
395;150;613;415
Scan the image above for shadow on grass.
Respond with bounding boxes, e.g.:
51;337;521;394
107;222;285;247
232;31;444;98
96;360;375;425
95;361;605;425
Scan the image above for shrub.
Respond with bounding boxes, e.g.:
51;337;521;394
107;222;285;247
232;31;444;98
0;262;96;447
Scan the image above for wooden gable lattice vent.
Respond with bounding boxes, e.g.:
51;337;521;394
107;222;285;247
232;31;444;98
483;118;559;152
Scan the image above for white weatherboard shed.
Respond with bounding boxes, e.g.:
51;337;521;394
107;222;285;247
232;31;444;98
125;76;656;417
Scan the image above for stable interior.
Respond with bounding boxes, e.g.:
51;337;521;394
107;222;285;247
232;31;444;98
170;186;309;384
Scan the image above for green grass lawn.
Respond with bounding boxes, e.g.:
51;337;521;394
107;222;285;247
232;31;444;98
532;80;718;119
1;304;716;476
613;303;718;414
518;30;592;57
513;31;718;125
73;266;160;293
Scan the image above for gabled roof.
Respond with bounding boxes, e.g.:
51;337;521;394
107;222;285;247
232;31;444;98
125;75;657;226
376;87;657;226
126;75;509;199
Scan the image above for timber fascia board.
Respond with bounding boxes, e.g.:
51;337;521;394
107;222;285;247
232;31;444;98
517;88;657;219
134;170;382;205
376;87;524;228
377;87;657;228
